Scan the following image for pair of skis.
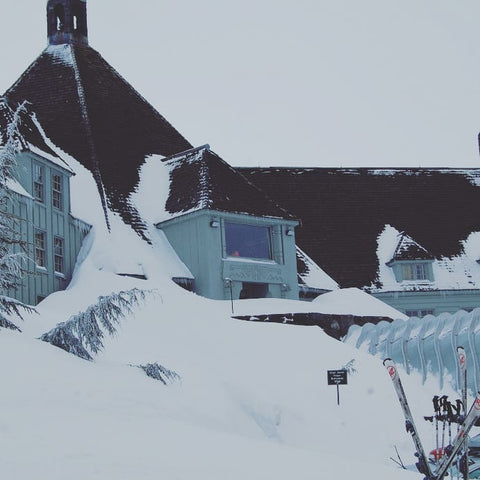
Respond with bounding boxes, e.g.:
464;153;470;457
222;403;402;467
384;346;476;480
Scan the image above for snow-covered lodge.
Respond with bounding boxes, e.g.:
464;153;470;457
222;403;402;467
240;168;480;315
0;102;90;305
2;0;480;317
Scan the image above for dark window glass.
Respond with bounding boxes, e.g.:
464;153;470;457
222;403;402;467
54;236;64;273
35;231;46;267
225;223;271;260
402;263;428;281
406;309;434;318
33;164;44;202
54;4;65;31
52;173;63;210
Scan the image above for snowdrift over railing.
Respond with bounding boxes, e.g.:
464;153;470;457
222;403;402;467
344;308;480;392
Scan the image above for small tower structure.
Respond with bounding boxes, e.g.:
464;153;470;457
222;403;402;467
47;0;88;46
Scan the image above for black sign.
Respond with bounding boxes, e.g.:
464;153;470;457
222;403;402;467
327;369;348;385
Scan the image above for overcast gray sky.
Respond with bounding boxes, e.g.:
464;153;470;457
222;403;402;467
2;1;480;168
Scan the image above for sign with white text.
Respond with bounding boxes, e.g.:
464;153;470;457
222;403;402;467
327;369;348;385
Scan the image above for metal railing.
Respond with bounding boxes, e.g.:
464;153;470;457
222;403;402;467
344;308;480;392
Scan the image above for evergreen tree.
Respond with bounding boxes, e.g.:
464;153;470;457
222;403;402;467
40;288;152;359
0;102;35;328
134;363;181;385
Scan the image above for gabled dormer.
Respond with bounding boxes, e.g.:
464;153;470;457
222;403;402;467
386;232;435;283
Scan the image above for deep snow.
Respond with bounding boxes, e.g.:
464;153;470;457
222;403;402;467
1;130;466;480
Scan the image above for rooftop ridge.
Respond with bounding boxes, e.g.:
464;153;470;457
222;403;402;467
69;44;110;228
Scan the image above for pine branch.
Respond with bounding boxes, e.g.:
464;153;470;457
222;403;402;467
0;101;34;322
133;362;181;385
0;313;21;331
40;288;153;360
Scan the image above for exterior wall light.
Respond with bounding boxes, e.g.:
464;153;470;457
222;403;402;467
210;220;220;228
286;228;294;236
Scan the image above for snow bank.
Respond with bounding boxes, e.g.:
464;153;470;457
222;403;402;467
313;287;408;320
2;131;432;480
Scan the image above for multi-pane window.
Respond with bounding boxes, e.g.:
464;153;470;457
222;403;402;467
52;173;63;210
34;231;46;268
225;222;272;260
54;236;64;274
406;310;434;318
33;164;44;202
402;263;428;281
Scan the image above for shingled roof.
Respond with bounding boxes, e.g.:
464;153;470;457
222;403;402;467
0;99;71;171
4;43;192;234
239;168;480;289
387;232;434;264
163;146;297;221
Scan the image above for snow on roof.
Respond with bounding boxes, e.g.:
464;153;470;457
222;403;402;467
240;167;480;290
45;44;75;66
372;224;480;292
387;231;433;263
132;147;297;226
6;178;32;199
162;146;297;222
312;287;408;320
28;114;74;173
5;42;192;235
0;99;73;173
296;246;339;291
130;154;173;225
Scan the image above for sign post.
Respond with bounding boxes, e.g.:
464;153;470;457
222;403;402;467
327;369;348;405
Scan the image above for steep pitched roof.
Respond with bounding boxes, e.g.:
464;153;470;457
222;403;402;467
376;225;480;292
239;167;480;289
4;44;192;233
296;246;339;291
163;146;297;221
0;99;72;172
387;232;434;264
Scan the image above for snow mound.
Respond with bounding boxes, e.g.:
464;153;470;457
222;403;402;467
313;287;408;320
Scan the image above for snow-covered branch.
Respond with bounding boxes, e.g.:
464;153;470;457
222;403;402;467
0;101;34;323
40;288;153;360
133;362;181;385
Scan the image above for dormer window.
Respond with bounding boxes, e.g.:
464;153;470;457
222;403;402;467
402;263;428;281
225;222;272;260
385;231;435;283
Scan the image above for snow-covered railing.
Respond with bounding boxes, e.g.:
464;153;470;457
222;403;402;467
344;308;480;392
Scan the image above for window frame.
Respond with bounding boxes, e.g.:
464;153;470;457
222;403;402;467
223;221;273;261
53;236;64;274
406;309;434;318
52;172;63;210
402;263;429;281
34;230;46;268
33;163;45;203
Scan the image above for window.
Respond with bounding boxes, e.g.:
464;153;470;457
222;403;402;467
54;237;64;274
406;310;434;318
225;222;272;260
33;164;44;202
402;263;428;281
52;173;63;210
54;4;65;31
34;231;46;268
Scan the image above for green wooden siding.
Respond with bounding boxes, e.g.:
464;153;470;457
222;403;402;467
1;150;90;306
158;210;299;301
